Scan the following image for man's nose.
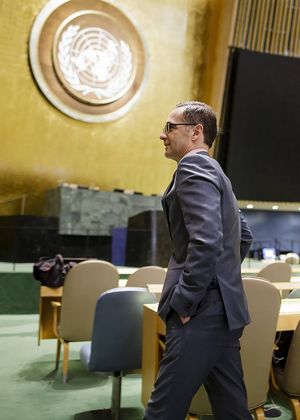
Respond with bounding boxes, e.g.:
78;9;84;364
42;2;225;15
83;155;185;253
160;131;167;140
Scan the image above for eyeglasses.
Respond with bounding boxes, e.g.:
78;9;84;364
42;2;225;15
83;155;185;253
162;122;196;134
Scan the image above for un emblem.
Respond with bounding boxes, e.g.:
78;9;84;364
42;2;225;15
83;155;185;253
29;0;147;122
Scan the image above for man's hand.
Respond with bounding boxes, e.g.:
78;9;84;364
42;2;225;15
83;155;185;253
180;316;191;324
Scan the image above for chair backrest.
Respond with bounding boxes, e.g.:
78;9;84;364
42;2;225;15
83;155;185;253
257;262;291;298
282;321;300;395
87;287;157;372
59;260;119;341
189;277;281;415
257;261;291;283
285;252;299;265
126;266;166;288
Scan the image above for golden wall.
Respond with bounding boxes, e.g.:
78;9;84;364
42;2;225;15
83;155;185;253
0;0;234;214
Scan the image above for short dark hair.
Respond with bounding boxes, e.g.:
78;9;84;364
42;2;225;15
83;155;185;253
176;101;217;147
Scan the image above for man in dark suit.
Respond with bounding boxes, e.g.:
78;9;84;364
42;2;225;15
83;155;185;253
144;101;253;420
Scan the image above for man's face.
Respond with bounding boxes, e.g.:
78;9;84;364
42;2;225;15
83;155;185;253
160;107;194;162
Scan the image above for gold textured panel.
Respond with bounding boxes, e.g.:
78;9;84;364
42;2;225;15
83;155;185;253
0;0;232;214
256;0;269;51
292;0;300;55
264;0;277;52
232;0;300;56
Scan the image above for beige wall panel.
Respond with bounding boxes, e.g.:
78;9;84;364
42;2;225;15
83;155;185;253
0;0;232;210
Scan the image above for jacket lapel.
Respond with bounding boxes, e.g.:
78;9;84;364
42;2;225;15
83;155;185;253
161;170;177;239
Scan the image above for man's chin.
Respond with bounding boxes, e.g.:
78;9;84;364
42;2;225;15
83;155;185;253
164;151;177;162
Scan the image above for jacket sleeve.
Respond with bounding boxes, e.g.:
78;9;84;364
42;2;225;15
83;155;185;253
169;160;223;318
240;210;253;262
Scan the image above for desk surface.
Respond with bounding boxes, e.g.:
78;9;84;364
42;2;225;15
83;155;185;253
144;298;300;333
147;281;300;300
277;298;300;330
242;269;300;277
280;298;300;314
273;281;300;290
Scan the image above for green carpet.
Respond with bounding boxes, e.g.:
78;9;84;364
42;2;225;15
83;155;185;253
0;315;294;420
0;315;144;420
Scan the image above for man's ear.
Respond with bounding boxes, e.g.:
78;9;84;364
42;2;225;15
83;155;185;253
192;123;204;141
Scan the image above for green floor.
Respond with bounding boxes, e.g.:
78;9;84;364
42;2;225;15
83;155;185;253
0;314;144;420
0;314;294;420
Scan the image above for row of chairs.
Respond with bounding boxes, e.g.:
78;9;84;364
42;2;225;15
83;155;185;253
50;260;300;419
51;260;166;383
75;276;300;420
52;260;292;384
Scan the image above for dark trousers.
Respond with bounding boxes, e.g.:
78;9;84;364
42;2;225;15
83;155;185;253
144;289;252;420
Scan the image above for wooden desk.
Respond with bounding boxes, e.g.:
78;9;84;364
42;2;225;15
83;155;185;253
141;299;300;406
38;286;63;344
147;281;300;300
277;298;300;331
142;303;165;406
147;284;163;299
273;281;300;290
241;266;300;276
272;281;300;298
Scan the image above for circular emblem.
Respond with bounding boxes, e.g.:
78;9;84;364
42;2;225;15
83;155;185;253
29;0;148;122
54;24;134;104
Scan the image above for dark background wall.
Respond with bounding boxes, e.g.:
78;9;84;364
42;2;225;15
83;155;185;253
217;49;300;202
243;209;300;255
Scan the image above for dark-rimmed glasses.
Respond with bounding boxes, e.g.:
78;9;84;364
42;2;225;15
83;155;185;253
162;122;196;134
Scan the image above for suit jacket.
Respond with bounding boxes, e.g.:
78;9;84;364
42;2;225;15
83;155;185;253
158;151;253;330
